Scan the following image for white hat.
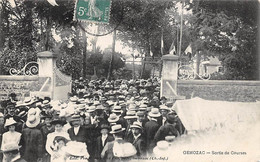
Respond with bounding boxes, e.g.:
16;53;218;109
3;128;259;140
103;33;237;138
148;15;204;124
26;108;41;128
148;108;161;118
112;106;122;113
124;111;138;120
153;141;169;156
110;124;125;134
4;118;17;128
130;121;143;130
87;106;96;113
159;105;170;111
0;112;4;118
108;113;119;123
64;141;89;157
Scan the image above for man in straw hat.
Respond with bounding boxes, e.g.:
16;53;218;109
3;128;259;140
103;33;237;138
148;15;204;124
95;124;114;162
130;122;146;157
144;108;161;153
19;108;43;162
0;143;26;162
124;111;138;143
101;124;136;162
159;105;171;126
67;114;94;160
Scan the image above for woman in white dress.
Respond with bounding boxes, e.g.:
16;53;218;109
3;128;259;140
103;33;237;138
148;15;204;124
1;118;21;162
45;118;70;162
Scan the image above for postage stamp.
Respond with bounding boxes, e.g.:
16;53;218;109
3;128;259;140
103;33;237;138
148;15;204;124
74;0;112;24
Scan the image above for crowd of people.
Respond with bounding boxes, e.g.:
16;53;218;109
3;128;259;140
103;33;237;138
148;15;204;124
0;78;185;162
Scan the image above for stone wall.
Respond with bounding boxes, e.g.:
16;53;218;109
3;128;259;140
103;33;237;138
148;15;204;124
177;80;260;102
0;76;51;100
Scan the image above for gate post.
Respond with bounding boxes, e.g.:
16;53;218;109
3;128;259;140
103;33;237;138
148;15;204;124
161;54;185;100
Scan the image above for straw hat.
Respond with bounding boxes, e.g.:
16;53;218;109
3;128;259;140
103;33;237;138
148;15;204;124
130;121;142;130
148;108;161;118
87;106;96;113
26;108;41;128
139;104;147;111
0;143;21;153
112;106;122;113
153;141;169;156
108;113;119;123
64;141;89;157
128;104;137;111
70;114;81;122
124;111;138;120
93;101;101;106
110;124;125;134
4;118;17;128
159;105;170;111
0;112;4;118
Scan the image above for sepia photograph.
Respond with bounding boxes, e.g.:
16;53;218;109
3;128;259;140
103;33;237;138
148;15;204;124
0;0;259;161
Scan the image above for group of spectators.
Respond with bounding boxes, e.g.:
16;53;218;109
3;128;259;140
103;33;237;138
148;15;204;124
0;78;185;162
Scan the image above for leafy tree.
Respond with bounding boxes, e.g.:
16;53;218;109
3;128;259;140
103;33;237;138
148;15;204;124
189;0;259;80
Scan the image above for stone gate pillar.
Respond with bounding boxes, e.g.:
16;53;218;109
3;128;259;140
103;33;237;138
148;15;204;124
161;54;185;100
37;51;71;100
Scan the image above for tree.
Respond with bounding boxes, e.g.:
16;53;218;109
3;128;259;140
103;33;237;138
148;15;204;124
189;0;259;80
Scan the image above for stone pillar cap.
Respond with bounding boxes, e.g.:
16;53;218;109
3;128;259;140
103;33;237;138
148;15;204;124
161;54;179;61
37;51;58;58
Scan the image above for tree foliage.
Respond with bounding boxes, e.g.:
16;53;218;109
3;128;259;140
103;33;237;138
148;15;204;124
189;0;259;80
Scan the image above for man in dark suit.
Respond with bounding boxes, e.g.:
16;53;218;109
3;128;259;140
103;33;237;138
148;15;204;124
67;114;94;160
95;124;114;162
154;113;180;143
144;108;161;154
130;122;146;157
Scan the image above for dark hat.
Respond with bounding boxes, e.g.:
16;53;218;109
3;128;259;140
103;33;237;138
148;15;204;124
51;118;67;126
53;136;69;145
166;113;178;124
100;124;110;130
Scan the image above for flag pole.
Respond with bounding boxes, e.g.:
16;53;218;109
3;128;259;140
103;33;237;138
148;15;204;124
178;0;184;56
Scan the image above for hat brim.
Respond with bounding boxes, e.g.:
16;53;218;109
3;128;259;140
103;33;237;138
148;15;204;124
87;110;95;113
130;125;142;129
4;122;17;128
148;112;161;118
110;128;125;134
101;126;110;130
50;120;67;126
26;117;41;128
112;110;122;113
124;116;138;120
108;117;119;123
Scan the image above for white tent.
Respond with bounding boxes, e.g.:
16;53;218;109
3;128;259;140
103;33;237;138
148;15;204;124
152;98;260;162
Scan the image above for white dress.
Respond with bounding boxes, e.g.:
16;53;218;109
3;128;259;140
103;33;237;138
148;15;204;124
1;131;21;162
45;131;70;162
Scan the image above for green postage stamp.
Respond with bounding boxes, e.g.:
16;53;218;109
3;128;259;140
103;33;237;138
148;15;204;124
74;0;112;24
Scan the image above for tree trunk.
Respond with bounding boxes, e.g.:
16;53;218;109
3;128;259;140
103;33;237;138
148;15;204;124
82;30;87;78
107;30;116;80
45;16;51;51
